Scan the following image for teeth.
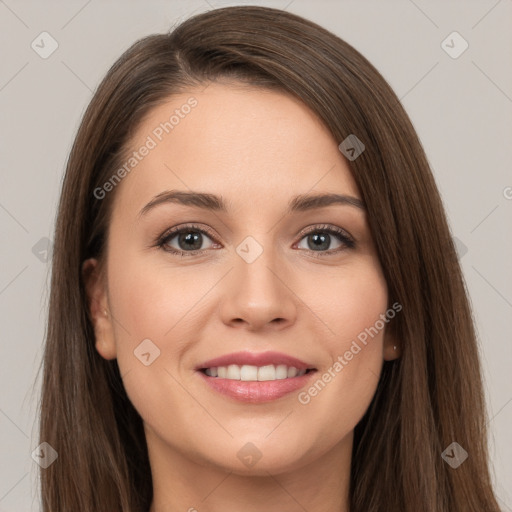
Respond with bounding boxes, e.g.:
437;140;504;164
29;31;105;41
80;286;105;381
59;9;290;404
258;364;275;381
240;364;258;381
226;364;240;380
287;366;298;378
203;364;308;381
275;364;288;379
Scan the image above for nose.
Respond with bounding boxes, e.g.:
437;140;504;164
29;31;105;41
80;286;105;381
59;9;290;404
218;242;298;332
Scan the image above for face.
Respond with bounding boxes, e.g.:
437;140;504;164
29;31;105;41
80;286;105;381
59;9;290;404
83;81;398;476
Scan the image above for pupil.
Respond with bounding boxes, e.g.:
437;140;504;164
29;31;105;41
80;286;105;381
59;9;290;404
309;233;329;251
180;232;202;250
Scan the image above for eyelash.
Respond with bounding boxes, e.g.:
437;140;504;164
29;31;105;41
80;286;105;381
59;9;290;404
155;223;356;258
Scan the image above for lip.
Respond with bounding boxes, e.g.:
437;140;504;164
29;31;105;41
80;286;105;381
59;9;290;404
197;369;318;403
195;350;315;371
195;350;317;403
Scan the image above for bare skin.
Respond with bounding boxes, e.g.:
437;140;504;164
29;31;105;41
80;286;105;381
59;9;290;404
83;81;399;512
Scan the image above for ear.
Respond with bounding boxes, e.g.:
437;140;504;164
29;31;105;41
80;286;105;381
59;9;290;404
82;258;117;360
382;327;400;361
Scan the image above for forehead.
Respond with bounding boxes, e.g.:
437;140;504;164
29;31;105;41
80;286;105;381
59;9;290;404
110;82;359;216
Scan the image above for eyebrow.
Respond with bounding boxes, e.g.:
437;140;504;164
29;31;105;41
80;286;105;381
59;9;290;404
138;190;365;218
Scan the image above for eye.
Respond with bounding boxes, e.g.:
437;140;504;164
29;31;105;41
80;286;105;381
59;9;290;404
295;224;355;256
157;224;219;256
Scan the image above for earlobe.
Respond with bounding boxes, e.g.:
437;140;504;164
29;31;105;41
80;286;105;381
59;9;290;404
81;258;117;360
94;328;117;360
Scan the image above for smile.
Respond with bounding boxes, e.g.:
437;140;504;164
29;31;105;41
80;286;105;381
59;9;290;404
195;351;318;403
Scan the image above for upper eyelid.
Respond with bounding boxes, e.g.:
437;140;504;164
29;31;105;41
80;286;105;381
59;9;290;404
160;224;218;242
297;223;353;239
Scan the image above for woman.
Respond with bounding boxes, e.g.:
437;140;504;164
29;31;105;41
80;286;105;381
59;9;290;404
37;5;501;511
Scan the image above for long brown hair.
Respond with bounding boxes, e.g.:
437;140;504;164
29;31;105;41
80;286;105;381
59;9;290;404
37;5;501;511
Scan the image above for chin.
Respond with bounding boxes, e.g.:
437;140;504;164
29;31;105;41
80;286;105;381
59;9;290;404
196;435;314;476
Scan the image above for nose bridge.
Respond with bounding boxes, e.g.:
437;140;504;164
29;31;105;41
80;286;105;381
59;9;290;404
220;233;297;329
235;233;283;301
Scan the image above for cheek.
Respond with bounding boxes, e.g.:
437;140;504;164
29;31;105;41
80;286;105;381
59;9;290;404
332;259;388;380
105;253;201;427
105;245;219;407
107;244;209;342
295;259;388;437
311;256;388;348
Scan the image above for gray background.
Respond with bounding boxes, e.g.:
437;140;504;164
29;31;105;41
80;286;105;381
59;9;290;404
0;0;511;510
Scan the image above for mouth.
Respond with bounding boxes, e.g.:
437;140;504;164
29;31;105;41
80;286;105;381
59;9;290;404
195;351;318;403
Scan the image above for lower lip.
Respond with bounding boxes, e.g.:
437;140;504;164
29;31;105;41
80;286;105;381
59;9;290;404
197;370;317;403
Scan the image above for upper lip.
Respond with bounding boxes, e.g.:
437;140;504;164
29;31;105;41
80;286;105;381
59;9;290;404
195;351;316;371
